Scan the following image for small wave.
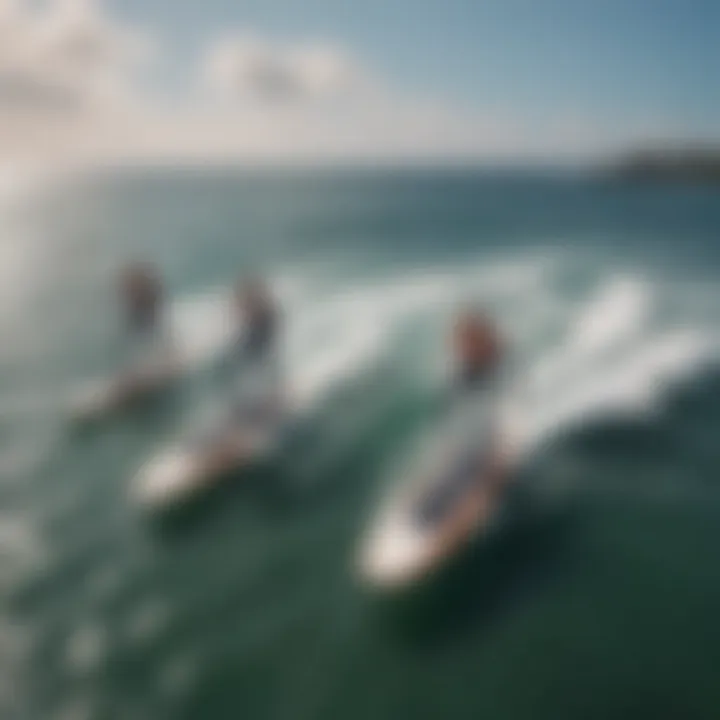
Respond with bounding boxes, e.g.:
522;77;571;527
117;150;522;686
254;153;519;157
125;598;171;645
287;269;458;412
52;696;95;720
502;271;717;459
64;621;108;675
158;653;198;698
86;567;123;605
0;514;43;562
0;436;57;483
529;275;652;394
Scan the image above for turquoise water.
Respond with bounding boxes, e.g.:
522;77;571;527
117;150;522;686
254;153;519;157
2;168;720;720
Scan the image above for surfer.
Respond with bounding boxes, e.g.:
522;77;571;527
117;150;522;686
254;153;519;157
199;276;282;460
417;309;508;551
452;308;503;392
216;275;281;399
134;277;287;506
121;262;163;338
71;262;174;420
358;311;511;589
235;276;280;368
118;262;174;390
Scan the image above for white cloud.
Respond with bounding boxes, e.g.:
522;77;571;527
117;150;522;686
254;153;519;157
202;35;359;104
0;0;151;116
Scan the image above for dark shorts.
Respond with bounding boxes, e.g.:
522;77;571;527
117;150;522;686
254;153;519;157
457;363;497;392
243;312;278;361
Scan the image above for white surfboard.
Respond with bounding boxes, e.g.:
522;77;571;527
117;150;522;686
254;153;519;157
357;394;507;590
70;357;183;423
132;426;277;509
133;386;285;510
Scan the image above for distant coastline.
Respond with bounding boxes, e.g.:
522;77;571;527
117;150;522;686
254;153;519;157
613;148;720;185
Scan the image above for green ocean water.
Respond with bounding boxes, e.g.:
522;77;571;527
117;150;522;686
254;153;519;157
1;168;720;720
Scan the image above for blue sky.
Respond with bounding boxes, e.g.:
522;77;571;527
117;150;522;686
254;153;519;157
3;0;718;164
108;0;720;139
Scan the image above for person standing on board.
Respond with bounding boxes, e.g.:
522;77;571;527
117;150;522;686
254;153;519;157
197;275;283;464
212;275;283;424
416;308;508;554
118;261;174;386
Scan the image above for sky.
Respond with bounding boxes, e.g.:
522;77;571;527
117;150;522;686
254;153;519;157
1;0;719;167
